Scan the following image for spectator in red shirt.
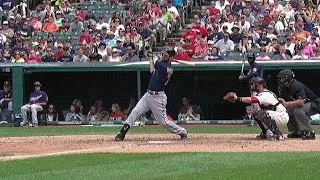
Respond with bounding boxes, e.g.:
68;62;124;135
192;19;208;38
79;29;92;45
26;50;41;63
42;17;59;33
75;7;86;21
182;37;196;58
59;19;70;32
210;1;220;16
263;8;273;26
181;25;196;43
173;47;190;61
54;44;64;60
108;103;124;121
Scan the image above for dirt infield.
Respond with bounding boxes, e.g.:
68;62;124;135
0;133;319;161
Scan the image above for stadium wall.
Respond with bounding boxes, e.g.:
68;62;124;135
1;60;320;120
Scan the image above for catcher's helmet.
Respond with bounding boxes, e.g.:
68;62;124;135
277;69;295;87
246;52;256;64
249;77;266;92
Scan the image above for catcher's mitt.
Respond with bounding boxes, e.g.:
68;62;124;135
223;92;237;103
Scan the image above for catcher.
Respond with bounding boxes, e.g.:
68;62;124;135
224;77;289;140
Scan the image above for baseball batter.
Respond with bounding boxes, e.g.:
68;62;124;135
224;77;289;140
115;50;188;141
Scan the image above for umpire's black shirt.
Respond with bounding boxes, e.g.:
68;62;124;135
288;80;318;101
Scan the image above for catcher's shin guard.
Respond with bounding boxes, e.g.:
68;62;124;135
115;124;130;141
255;119;267;134
252;103;279;133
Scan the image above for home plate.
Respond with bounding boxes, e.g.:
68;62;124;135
147;141;172;144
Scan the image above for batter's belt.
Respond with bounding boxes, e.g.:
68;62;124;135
147;90;164;95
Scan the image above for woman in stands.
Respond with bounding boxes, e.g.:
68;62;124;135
98;43;108;59
11;51;25;63
256;47;271;61
26;50;41;63
108;103;124;121
2;42;11;60
107;48;122;62
113;18;125;36
283;3;295;24
65;104;83;121
30;14;43;33
45;104;58;122
238;35;252;53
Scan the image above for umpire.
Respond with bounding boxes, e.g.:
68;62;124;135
277;69;319;140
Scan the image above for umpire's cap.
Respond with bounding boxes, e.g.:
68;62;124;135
34;81;42;87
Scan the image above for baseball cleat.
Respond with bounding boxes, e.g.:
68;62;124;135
180;133;188;140
115;124;130;141
256;132;267;139
273;130;284;140
115;132;126;141
302;131;316;140
287;132;302;138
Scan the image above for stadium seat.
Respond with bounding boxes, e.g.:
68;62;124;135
227;52;243;60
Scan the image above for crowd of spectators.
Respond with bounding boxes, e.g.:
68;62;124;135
0;0;187;63
174;0;320;61
2;0;320;62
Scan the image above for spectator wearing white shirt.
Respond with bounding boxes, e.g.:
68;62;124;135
284;36;295;55
214;33;235;53
215;0;230;12
238;15;250;33
221;14;236;34
96;16;110;31
275;16;285;35
73;48;89;62
243;7;255;24
266;25;277;40
271;0;284;15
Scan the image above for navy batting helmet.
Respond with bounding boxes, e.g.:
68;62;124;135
246;52;256;64
249;77;266;92
277;69;295;87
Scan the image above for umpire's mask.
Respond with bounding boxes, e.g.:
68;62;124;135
277;69;295;88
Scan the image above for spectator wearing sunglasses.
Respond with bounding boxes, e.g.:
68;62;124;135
41;47;56;62
214;33;235;53
45;104;58;122
11;50;25;63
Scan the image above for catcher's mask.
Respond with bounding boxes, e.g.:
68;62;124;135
277;69;295;88
249;77;266;92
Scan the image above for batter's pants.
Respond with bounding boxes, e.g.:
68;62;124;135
21;104;43;125
125;91;187;135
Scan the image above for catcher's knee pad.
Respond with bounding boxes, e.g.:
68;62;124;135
252;104;278;133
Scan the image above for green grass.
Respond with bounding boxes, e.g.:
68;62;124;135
0;125;313;137
0;126;319;137
0;152;319;180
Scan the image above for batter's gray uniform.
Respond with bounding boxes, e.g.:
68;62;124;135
115;56;187;141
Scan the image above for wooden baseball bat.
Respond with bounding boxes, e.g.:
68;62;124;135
240;54;246;75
